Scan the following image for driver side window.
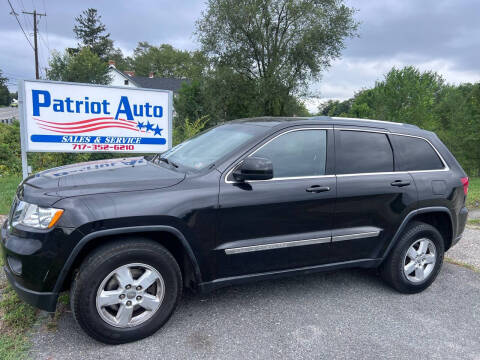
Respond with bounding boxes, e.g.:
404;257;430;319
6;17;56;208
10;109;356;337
252;129;327;178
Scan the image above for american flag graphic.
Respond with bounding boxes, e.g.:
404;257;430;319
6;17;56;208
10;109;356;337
34;117;145;134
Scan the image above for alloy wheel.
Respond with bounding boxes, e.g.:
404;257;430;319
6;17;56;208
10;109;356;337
403;238;437;283
95;263;165;328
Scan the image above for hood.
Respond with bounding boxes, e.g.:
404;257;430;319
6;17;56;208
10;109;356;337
23;157;185;199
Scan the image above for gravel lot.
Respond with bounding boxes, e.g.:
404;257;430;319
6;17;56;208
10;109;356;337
447;227;480;269
29;262;480;360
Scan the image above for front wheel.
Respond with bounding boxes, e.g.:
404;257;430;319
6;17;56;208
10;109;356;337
70;239;182;344
380;221;445;294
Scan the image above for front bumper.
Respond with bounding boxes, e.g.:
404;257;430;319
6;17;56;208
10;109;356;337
3;265;58;312
1;219;80;312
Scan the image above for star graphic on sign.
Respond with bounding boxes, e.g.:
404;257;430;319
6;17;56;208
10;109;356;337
137;121;145;130
153;125;163;136
145;121;154;132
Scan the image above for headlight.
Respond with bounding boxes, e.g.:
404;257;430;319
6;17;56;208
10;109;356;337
11;200;64;229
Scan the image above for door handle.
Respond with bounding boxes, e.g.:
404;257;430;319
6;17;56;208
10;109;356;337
391;180;411;187
306;185;331;193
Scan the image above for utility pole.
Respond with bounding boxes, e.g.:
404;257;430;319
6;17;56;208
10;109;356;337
22;10;46;79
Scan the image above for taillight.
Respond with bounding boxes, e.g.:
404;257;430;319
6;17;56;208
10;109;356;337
461;177;469;195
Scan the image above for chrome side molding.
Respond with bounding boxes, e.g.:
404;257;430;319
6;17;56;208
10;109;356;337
224;236;331;255
224;230;381;255
332;230;380;242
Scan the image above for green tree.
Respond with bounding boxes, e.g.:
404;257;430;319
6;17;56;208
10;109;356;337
131;42;206;79
47;47;111;84
174;80;207;123
175;64;311;127
348;67;445;128
108;47;131;71
318;99;353;117
434;83;480;175
196;0;358;116
73;8;114;60
0;70;11;106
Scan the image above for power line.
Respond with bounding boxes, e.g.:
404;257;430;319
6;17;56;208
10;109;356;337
41;0;51;53
16;0;34;34
22;9;47;79
7;0;34;51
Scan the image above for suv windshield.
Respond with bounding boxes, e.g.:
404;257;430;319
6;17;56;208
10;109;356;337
158;123;265;171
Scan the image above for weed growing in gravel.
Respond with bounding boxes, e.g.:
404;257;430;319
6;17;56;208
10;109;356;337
445;257;480;273
0;247;37;360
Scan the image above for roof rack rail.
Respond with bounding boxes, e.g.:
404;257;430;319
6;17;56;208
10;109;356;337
310;116;420;129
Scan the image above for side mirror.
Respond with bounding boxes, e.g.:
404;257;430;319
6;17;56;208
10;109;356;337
233;156;273;181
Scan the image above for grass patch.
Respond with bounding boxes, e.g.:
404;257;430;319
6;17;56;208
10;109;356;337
445;257;480;273
0;335;30;360
467;177;480;209
0;286;38;360
0;175;21;215
0;246;37;359
0;287;37;332
467;218;480;226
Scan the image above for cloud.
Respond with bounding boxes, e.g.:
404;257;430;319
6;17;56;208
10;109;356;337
305;56;480;113
0;0;204;90
1;0;479;111
302;0;480;112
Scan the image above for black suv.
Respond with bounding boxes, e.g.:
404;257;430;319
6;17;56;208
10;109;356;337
1;117;469;343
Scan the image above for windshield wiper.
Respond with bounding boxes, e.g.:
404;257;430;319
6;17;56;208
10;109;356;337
157;157;179;168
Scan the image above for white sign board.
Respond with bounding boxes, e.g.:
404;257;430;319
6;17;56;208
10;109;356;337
19;80;172;153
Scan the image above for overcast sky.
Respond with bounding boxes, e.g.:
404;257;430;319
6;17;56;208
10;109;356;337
1;0;479;112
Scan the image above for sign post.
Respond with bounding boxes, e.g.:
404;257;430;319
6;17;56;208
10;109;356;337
18;80;173;179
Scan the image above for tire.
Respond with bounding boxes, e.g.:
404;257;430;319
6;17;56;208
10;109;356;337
380;221;444;294
70;238;182;344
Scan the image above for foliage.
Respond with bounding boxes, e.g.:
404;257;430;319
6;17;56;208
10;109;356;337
47;47;111;84
318;98;353;117
73;8;114;60
130;42;207;79
0;175;21;214
434;83;480;176
0;70;11;106
467;177;480;209
0;122;21;175
467;218;480;226
0;333;29;360
108;47;130;72
174;80;207;124
196;0;358;115
0;287;37;332
174;65;311;127
0;255;37;360
183;115;211;139
173;116;210;145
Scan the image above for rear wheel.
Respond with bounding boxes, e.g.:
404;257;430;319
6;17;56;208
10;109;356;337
71;239;182;344
380;221;444;293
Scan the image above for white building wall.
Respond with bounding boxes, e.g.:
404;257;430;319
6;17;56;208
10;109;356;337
108;67;138;88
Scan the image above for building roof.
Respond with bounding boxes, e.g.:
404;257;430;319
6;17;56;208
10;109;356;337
130;76;189;92
108;65;189;92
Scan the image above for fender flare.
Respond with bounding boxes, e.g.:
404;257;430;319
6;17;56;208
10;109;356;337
52;225;202;294
382;206;454;259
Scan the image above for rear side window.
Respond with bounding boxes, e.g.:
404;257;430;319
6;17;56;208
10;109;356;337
336;131;393;174
253;129;327;178
389;135;444;171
